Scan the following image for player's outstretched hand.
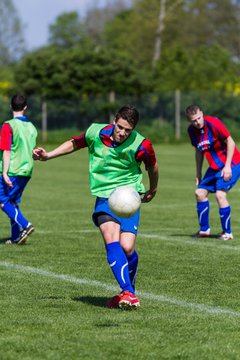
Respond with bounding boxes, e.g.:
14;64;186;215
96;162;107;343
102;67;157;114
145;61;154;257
32;147;48;161
141;190;157;203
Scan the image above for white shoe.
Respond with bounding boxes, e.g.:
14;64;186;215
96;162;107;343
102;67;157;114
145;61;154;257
219;233;233;241
5;238;19;244
18;223;35;245
195;228;211;238
5;239;14;244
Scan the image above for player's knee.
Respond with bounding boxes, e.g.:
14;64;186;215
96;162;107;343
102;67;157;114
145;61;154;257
195;188;206;201
216;191;227;204
122;244;135;256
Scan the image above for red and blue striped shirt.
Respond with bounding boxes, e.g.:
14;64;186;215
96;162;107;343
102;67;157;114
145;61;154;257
188;116;240;170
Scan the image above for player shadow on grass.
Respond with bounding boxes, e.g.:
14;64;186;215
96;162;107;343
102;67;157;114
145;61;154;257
73;296;109;308
0;237;33;245
0;237;11;244
171;233;220;239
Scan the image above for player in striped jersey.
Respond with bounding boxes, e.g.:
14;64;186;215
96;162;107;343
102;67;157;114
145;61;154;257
186;104;240;241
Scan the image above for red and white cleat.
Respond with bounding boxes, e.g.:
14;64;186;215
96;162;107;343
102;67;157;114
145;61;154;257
106;291;140;310
118;291;140;310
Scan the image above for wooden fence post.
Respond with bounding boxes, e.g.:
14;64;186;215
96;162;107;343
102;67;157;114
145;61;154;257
42;100;47;143
175;89;181;140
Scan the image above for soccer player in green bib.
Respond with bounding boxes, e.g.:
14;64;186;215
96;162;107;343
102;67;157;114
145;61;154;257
0;95;37;244
33;105;159;309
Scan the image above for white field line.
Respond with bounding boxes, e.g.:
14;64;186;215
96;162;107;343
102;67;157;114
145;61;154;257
138;233;240;251
0;261;240;318
35;229;240;252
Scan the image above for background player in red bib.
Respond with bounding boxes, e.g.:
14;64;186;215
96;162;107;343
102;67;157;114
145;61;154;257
186;104;240;241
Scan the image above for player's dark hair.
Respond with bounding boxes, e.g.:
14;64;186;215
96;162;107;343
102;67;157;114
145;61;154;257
185;104;201;119
115;105;139;127
11;94;27;112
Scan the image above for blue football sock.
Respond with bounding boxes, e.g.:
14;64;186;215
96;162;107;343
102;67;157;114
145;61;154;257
219;206;231;234
127;251;138;290
105;242;135;293
197;201;210;231
10;218;21;241
2;203;28;229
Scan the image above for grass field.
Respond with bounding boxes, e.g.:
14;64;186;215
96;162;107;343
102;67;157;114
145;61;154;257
1;143;240;360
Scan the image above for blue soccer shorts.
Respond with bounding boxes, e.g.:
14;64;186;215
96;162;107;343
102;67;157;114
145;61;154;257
199;163;240;193
92;197;140;235
0;176;30;204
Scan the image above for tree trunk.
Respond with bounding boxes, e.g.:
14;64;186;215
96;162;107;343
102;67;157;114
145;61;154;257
152;0;166;68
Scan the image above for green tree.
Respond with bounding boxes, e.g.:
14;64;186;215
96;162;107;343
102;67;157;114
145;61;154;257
104;6;158;68
13;46;151;98
48;12;91;49
104;0;240;68
154;45;239;92
48;2;132;50
162;0;240;59
0;0;25;65
84;0;132;46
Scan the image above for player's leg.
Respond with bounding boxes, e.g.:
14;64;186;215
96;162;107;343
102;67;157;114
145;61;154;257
216;190;233;240
2;199;21;243
215;164;240;240
1;202;28;228
5;217;21;244
195;167;220;237
117;214;140;308
195;187;210;236
99;220;139;309
120;232;138;290
10;218;21;242
0;176;34;244
1;202;34;243
92;198;139;309
99;220;135;294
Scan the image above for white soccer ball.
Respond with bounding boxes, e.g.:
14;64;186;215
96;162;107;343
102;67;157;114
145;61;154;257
108;185;141;218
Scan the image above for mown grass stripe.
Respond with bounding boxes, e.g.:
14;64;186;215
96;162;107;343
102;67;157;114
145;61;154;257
0;260;240;318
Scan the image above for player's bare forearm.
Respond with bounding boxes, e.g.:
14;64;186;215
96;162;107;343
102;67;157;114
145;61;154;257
33;140;78;161
2;150;11;173
2;151;13;188
195;150;203;183
221;136;235;180
142;162;159;203
47;140;77;159
225;136;235;167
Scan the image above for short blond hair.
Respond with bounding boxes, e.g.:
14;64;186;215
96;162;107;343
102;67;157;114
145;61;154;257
185;105;201;119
